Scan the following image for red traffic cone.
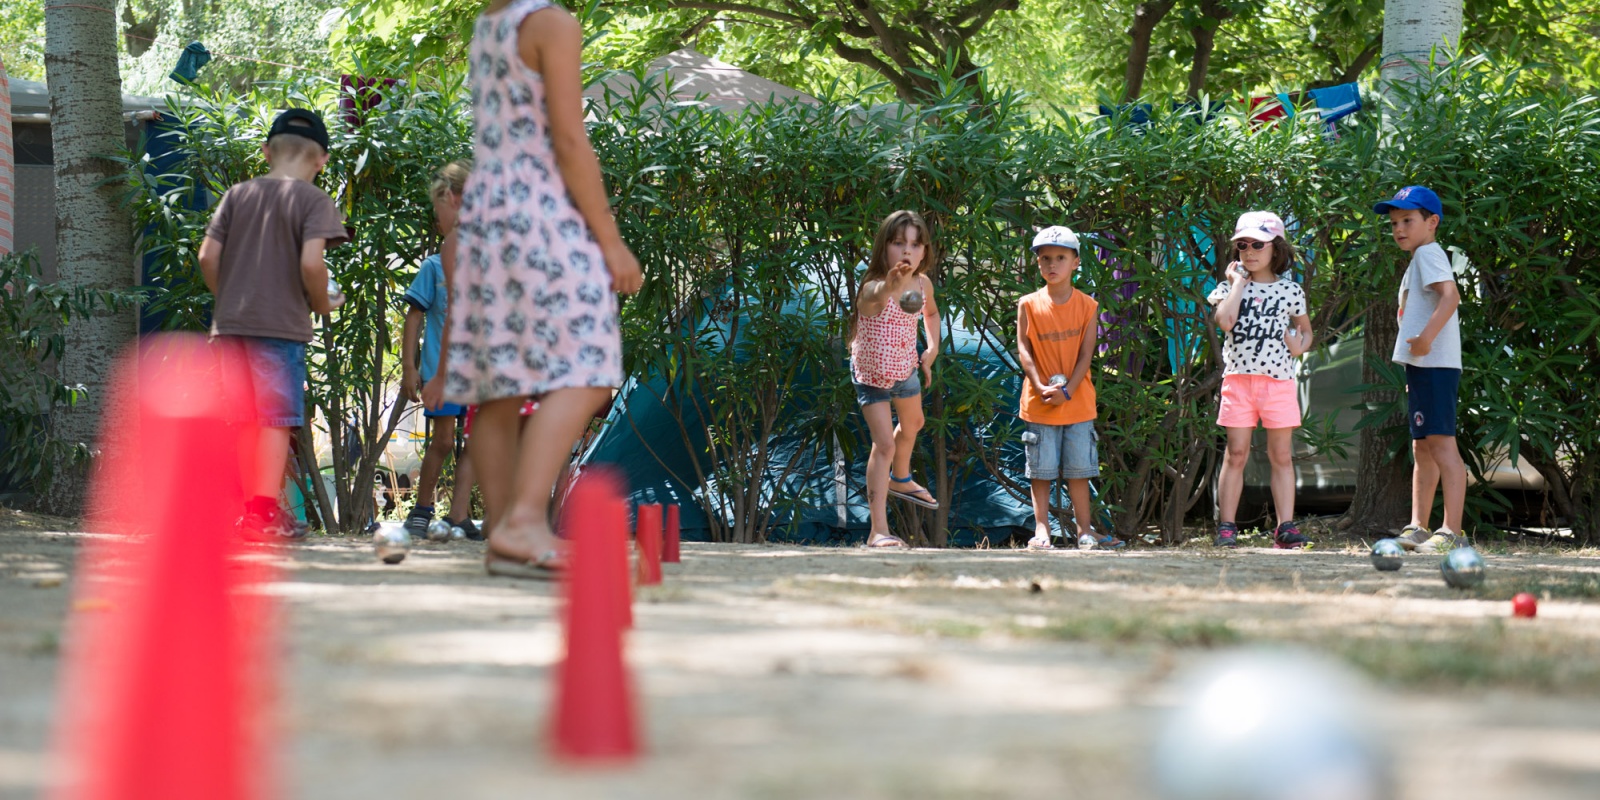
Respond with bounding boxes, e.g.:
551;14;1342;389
550;468;640;763
51;334;278;800
636;503;662;586
663;504;681;563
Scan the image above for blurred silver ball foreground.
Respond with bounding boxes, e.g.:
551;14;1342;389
898;288;924;314
1154;650;1390;800
426;518;453;541
1370;539;1404;571
1441;546;1485;589
373;526;410;564
449;525;466;541
1048;373;1067;387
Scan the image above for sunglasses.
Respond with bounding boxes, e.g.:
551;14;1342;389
1235;240;1271;251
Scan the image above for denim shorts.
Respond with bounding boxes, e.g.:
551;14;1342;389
1406;365;1459;439
233;336;307;428
854;372;921;406
1023;420;1099;480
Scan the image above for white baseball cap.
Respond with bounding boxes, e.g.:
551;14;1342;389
1231;211;1286;242
1031;226;1080;252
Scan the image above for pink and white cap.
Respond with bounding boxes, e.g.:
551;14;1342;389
1231;211;1285;242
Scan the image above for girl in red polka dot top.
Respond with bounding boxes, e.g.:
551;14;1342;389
848;210;941;549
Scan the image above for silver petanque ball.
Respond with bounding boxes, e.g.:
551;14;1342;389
373;526;410;564
449;525;466;541
1154;649;1390;800
1370;539;1404;572
1441;546;1486;589
426;518;453;542
898;289;924;314
327;277;346;309
1048;373;1067;387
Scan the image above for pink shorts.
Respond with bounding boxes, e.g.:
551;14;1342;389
1217;373;1301;429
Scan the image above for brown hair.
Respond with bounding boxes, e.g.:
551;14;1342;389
1266;235;1297;276
430;160;473;203
848;210;935;344
266;130;323;162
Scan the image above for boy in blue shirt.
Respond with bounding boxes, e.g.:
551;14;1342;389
400;162;479;538
1373;185;1466;553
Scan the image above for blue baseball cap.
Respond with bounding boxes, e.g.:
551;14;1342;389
1373;185;1443;218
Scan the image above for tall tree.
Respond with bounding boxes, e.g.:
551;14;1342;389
1344;0;1461;535
44;0;133;514
1124;1;1176;101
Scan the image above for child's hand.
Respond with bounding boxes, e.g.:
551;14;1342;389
920;350;936;385
1406;334;1432;357
1038;383;1062;405
603;242;644;295
889;259;915;285
402;366;421;402
1226;261;1247;284
421;373;446;411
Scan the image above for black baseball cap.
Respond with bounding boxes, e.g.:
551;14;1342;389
267;108;330;152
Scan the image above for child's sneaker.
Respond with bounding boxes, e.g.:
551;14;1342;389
1416;528;1464;553
404;505;435;537
237;505;309;541
1214;521;1240;548
1395;524;1429;552
1272;520;1311;550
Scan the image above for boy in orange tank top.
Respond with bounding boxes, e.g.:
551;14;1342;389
1016;227;1124;551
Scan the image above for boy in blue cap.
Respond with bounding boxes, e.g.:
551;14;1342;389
1373;185;1465;553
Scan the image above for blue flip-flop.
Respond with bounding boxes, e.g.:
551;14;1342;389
888;473;939;509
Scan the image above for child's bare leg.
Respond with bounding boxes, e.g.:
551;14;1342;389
1029;479;1053;543
861;401;897;540
1265;426;1296;527
1216;426;1253;524
1426;435;1466;532
494;387;609;560
415;415;456;507
466;398;525;543
1066;477;1093;536
1410;438;1439;530
888;393;928;496
250;426;292;501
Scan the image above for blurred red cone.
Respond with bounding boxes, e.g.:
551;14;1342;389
663;504;680;564
636;503;662;586
550;468;639;763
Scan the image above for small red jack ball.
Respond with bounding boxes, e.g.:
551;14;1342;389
1511;593;1538;618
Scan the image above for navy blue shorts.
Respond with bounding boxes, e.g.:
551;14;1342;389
231;336;307;428
1405;365;1459;439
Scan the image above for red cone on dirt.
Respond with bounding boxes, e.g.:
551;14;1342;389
636;503;663;585
663;504;681;563
551;467;640;763
51;334;278;800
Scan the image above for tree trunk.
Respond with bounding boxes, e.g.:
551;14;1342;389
44;0;134;515
1380;0;1463;88
1124;1;1176;102
1344;297;1411;535
1186;1;1235;101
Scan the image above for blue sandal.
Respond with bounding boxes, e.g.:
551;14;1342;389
888;473;939;509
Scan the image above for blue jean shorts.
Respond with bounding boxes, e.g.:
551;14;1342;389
854;372;921;406
231;336;307;428
1023;420;1099;480
1405;365;1459;439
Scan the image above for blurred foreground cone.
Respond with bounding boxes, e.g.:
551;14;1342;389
636;503;662;585
51;334;277;800
663;504;680;563
551;468;640;763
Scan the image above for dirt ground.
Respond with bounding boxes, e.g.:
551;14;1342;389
4;507;1600;800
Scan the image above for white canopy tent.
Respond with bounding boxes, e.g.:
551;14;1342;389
584;48;820;115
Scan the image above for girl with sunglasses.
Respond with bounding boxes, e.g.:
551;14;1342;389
1206;211;1314;549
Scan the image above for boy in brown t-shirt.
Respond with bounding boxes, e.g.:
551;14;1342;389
198;108;347;539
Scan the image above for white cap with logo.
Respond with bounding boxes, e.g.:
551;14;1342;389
1031;226;1080;252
